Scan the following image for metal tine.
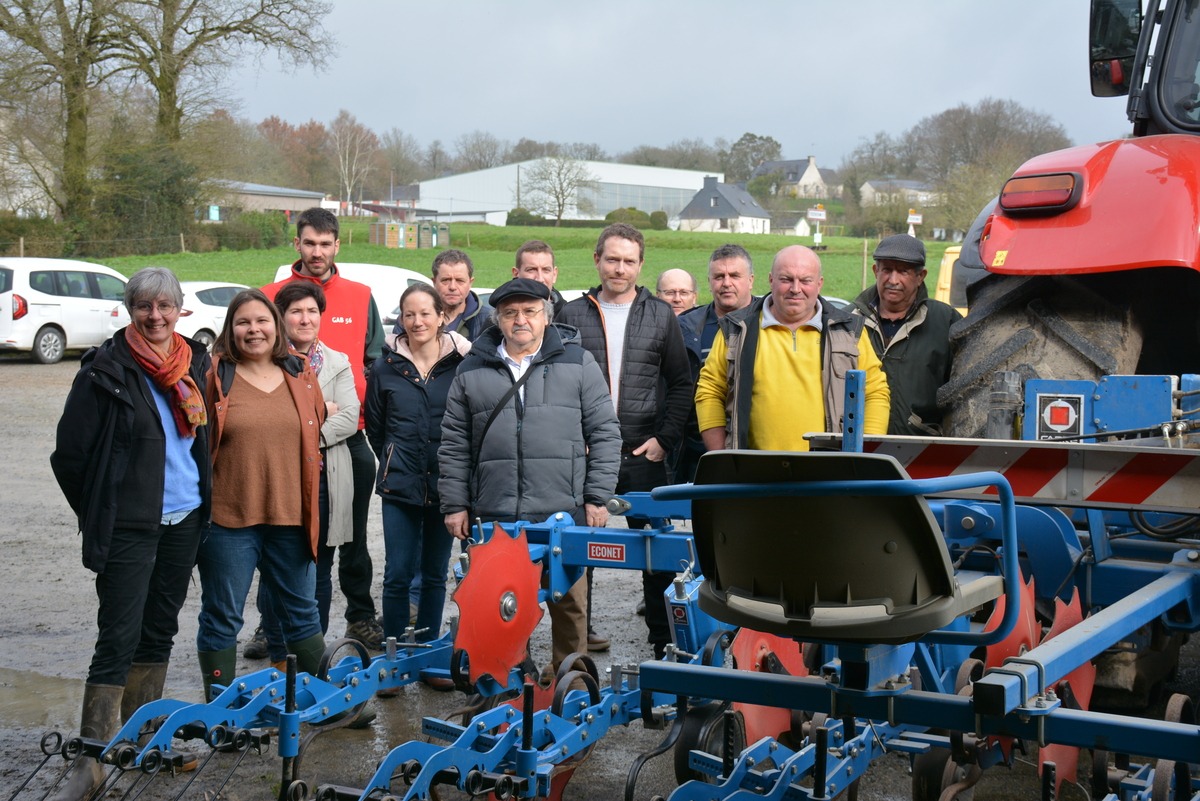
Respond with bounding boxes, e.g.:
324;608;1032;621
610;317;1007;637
8;732;64;801
168;745;223;801
205;735;260;800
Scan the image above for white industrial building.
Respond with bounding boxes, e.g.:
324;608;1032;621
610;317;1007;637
416;160;722;225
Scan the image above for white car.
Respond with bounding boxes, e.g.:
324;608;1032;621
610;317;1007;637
176;281;247;350
385;287;496;328
274;263;431;326
0;257;129;363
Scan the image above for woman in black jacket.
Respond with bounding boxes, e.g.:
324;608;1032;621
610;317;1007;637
50;267;210;798
366;284;471;676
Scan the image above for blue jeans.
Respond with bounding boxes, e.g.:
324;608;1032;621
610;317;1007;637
258;474;334;661
196;523;322;653
381;500;454;642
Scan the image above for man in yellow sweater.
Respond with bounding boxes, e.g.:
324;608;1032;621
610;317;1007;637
695;245;890;451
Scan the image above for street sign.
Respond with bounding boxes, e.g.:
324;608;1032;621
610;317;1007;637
806;207;826;221
906;212;923;225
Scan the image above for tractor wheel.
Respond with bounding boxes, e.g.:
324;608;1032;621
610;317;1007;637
937;274;1144;438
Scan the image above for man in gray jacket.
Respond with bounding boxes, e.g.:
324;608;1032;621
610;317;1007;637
440;278;621;673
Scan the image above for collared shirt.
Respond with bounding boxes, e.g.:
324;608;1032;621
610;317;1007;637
498;341;540;401
763;296;823;332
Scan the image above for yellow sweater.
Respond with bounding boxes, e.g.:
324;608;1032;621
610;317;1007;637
695;322;890;451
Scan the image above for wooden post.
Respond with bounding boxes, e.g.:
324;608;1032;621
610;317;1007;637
18;236;23;257
180;232;187;253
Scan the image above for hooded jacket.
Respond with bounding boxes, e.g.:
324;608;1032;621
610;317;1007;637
438;323;621;520
51;330;212;573
366;330;472;507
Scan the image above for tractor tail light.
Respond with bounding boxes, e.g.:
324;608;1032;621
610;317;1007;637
999;173;1081;215
12;293;27;320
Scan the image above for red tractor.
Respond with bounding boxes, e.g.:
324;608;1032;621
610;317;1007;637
940;0;1200;435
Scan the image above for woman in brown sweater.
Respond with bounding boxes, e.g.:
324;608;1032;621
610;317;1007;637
195;288;326;699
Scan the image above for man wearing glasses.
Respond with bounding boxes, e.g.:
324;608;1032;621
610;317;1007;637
440;278;620;680
655;268;697;315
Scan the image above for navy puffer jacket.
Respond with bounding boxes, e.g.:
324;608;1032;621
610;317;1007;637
366;331;471;506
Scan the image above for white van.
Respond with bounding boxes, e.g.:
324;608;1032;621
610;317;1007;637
0;258;130;363
273;263;431;325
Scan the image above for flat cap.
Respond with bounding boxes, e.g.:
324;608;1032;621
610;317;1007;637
873;234;926;267
490;277;551;306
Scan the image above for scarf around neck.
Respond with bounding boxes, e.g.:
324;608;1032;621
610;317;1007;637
124;326;206;438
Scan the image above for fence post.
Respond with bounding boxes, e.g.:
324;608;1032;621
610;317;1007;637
18;236;23;257
180;232;187;253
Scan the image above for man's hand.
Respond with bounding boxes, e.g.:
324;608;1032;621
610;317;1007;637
584;502;609;528
445;511;470;540
632;436;666;462
325;401;339;416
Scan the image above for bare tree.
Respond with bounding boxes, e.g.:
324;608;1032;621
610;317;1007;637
0;0;127;229
329;109;378;206
564;141;608;162
522;155;597;225
114;0;334;144
380;127;424;185
620;138;720;171
190;109;288;186
425;139;450;176
454;129;508;172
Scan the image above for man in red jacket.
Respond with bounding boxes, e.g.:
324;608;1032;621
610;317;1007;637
260;207;386;653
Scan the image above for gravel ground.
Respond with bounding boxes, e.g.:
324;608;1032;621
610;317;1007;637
3;356;1195;801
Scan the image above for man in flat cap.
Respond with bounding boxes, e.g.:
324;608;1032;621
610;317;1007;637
851;234;962;435
440;278;620;677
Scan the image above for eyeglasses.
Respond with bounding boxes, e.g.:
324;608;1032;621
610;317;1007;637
130;301;179;315
498;307;545;322
659;290;695;299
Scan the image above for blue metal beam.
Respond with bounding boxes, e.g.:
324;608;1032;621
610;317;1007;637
972;570;1196;716
638;662;1200;762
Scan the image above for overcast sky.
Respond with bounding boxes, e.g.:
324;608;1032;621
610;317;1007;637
226;0;1132;169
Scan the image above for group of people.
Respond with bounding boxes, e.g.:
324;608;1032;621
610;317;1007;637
49;204;959;799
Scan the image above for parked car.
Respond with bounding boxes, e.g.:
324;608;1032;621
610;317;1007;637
384;287;496;328
176;281;247;350
0;258;129;363
825;296;852;310
273;263;431;325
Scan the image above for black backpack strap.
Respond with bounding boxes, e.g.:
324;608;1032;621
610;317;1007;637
471;367;537;469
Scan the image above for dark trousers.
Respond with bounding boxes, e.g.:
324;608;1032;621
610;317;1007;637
587;452;673;656
341;431;378;623
88;509;203;685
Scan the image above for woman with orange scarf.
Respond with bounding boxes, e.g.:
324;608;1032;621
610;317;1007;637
51;267;210;799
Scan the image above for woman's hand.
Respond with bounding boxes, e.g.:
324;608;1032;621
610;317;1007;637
325;401;339;416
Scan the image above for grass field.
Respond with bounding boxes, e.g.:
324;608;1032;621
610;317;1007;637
98;221;952;305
